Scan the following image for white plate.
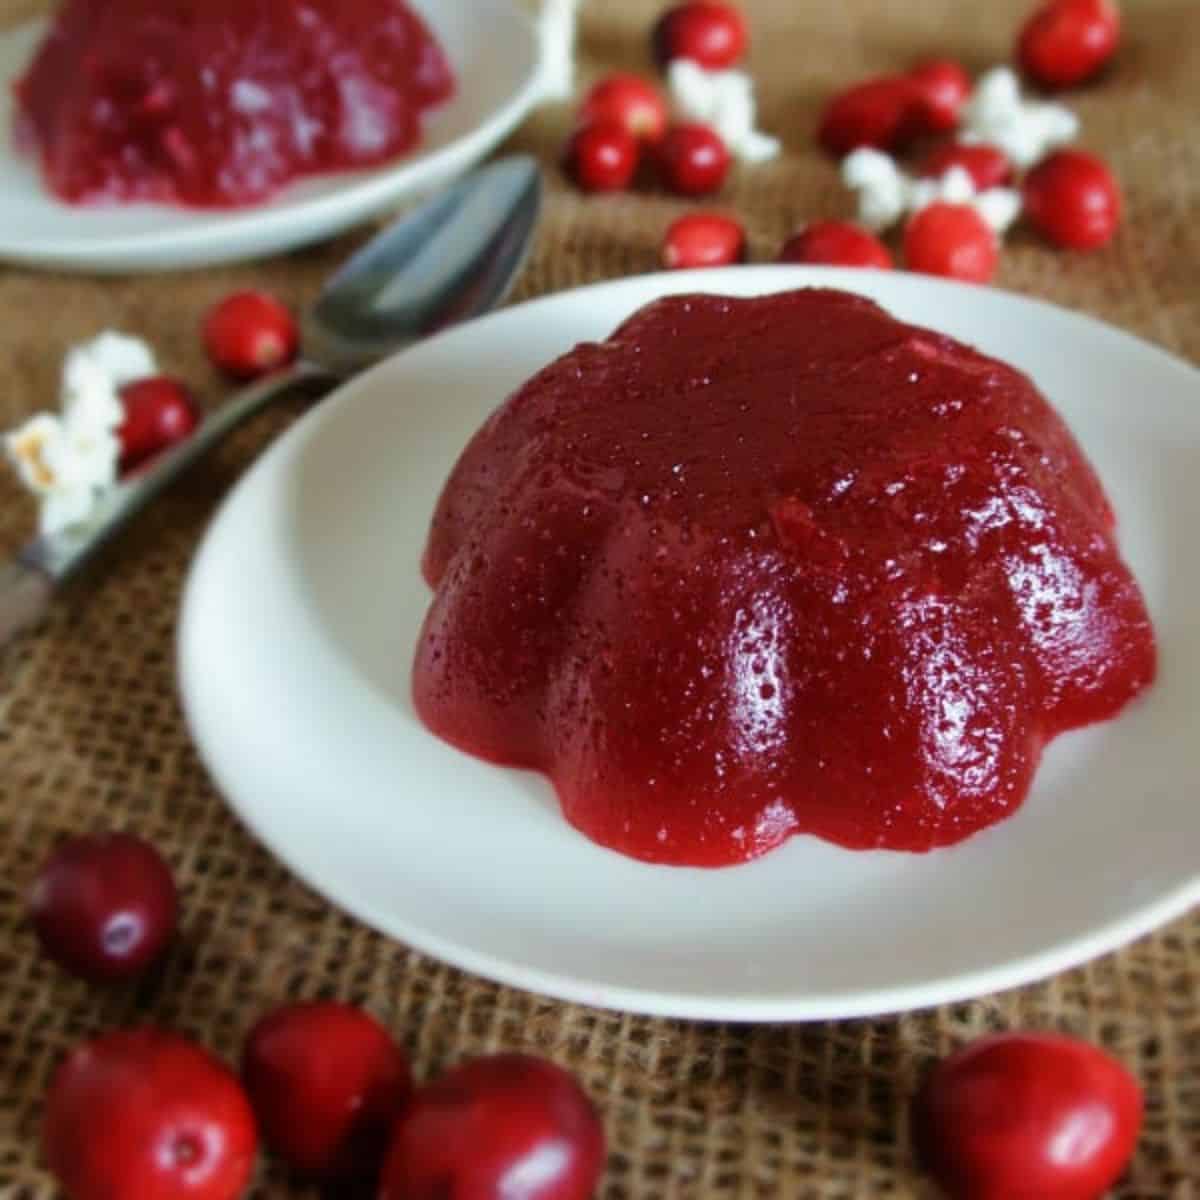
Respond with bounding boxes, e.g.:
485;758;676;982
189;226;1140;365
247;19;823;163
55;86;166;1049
179;267;1200;1021
0;2;543;273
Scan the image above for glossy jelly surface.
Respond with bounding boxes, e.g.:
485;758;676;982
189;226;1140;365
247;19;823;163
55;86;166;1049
414;289;1156;866
15;0;454;207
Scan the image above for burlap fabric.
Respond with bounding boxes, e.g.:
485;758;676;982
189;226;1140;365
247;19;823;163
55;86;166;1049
1;0;1196;1194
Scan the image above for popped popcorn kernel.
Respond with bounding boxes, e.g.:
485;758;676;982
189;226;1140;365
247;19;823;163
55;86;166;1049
961;66;1079;169
668;59;780;163
842;147;1022;235
4;330;158;536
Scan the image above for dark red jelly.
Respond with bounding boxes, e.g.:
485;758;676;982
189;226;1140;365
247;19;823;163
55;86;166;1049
14;0;454;207
414;289;1156;866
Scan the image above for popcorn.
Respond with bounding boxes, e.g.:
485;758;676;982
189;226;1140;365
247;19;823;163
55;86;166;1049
960;67;1078;170
668;59;780;163
61;331;153;434
842;148;1022;235
4;331;157;537
538;0;581;102
841;148;910;231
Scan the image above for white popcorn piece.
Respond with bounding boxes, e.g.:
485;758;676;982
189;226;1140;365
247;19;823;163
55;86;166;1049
841;148;1022;235
62;330;157;434
841;148;909;231
907;165;978;212
537;0;580;102
61;350;125;434
78;330;158;388
960;66;1078;169
4;413;120;535
668;59;781;164
49;426;122;494
4;330;158;536
40;486;101;538
738;128;784;165
973;187;1024;235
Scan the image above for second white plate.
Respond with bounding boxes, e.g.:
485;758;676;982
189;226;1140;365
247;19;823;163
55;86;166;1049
0;0;543;272
179;267;1200;1020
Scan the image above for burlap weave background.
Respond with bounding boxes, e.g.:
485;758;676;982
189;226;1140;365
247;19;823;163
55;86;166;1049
0;0;1196;1194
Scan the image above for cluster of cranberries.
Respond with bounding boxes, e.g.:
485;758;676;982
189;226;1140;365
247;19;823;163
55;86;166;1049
662;208;1013;279
30;832;605;1199
112;289;298;474
564;1;746;197
30;833;1145;1200
658;0;1122;281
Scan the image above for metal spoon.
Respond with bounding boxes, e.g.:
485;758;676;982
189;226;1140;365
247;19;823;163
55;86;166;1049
0;155;542;646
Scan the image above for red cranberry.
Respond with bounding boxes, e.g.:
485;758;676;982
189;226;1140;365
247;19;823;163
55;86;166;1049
661;212;746;268
1018;0;1121;89
242;1001;411;1180
919;142;1014;190
778;220;893;269
1023;149;1121;249
657;123;731;196
817;76;923;157
379;1054;605;1200
903;203;998;283
651;1;747;70
203;290;299;380
29;832;177;982
579;74;668;144
907;59;971;134
117;376;200;471
43;1028;258;1200
913;1032;1142;1200
564;121;639;192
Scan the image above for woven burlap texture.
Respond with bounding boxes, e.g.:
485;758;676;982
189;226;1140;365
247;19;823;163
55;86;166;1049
1;0;1197;1195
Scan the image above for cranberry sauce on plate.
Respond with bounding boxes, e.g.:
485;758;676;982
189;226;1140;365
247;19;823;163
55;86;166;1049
414;289;1156;866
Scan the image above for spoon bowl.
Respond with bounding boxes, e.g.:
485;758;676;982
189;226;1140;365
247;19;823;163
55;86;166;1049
304;156;542;373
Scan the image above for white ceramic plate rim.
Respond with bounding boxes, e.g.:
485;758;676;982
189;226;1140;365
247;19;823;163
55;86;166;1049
179;267;1200;1021
0;2;544;271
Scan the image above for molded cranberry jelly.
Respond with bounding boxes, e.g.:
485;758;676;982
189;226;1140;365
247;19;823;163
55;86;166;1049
414;289;1155;866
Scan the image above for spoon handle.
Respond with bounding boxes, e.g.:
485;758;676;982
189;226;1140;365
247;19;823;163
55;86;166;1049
1;360;336;647
0;557;54;646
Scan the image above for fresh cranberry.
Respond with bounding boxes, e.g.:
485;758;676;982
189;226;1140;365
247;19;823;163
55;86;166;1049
117;376;200;471
913;1031;1142;1200
43;1028;258;1200
241;1001;411;1180
919;142;1014;190
378;1054;605;1200
1023;149;1121;249
778;220;893;269
817;76;923;157
202;289;299;380
1018;0;1121;89
29;832;177;982
579;74;668;144
651;1;747;70
903;202;998;282
564;121;639;192
657;123;730;196
907;59;971;134
661;212;746;268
